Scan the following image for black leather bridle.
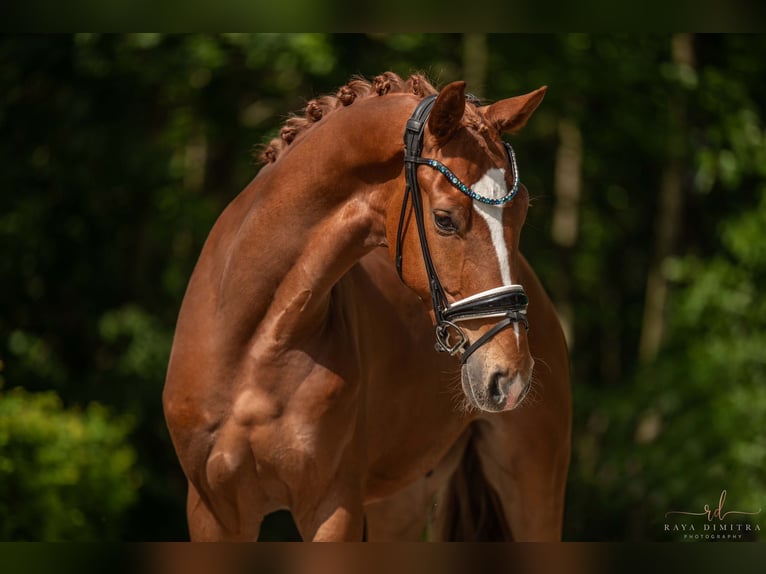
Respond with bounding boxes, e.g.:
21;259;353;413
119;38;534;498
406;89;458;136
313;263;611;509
395;94;529;364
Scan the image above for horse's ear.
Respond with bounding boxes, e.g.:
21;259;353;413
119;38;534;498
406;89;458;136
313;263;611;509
428;81;466;143
481;86;547;134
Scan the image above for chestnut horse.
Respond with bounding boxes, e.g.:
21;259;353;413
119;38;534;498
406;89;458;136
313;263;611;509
163;72;571;541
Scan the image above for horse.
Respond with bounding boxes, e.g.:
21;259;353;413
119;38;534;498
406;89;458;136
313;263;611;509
162;72;572;541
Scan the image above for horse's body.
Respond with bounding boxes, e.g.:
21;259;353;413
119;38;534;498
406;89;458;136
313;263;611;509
163;73;571;541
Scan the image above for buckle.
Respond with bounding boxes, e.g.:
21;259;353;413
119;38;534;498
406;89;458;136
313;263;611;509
435;321;467;355
406;118;424;133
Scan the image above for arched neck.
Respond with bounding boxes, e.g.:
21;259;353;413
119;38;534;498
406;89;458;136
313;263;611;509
215;95;417;349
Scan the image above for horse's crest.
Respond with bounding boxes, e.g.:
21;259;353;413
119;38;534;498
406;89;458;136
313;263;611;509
260;72;438;164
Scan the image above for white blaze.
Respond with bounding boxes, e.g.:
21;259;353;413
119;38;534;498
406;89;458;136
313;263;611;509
471;168;521;346
472;168;512;286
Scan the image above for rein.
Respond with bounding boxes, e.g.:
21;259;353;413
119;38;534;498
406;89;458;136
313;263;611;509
395;95;529;364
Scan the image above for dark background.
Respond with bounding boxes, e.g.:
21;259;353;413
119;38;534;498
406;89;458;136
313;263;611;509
1;34;765;541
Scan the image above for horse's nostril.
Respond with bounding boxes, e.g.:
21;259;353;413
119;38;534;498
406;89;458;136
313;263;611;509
488;371;510;405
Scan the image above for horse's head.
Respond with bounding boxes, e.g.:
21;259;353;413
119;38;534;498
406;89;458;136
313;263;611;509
392;80;546;413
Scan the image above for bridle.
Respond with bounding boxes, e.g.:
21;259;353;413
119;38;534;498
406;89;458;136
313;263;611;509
395;94;530;364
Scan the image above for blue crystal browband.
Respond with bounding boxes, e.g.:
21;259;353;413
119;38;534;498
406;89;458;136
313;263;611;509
406;142;520;206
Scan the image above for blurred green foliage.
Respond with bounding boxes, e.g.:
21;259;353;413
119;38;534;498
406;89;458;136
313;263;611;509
568;188;766;540
0;388;138;540
1;34;765;540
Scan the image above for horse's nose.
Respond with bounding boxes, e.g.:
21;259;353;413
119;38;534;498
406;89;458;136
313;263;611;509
487;369;512;408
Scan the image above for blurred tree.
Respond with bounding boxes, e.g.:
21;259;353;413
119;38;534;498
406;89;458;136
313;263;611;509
639;33;695;362
462;33;488;98
562;34;766;540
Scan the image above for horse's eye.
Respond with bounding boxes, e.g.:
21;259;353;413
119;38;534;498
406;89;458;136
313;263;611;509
433;211;458;234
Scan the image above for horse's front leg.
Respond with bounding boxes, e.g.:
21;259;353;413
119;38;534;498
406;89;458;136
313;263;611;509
296;482;365;541
292;437;364;542
282;364;367;541
474;391;571;541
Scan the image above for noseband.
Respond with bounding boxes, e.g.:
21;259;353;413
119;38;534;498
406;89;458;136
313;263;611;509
395;94;529;364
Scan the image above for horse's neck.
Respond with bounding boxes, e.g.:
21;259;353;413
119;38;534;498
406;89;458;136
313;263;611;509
215;97;413;349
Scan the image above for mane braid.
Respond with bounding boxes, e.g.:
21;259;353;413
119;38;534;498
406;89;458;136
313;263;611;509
256;72;438;164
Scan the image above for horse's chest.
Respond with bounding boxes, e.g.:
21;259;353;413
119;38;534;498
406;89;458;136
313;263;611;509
362;383;470;499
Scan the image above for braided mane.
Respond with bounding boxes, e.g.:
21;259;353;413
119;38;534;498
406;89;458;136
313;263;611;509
258;72;438;164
